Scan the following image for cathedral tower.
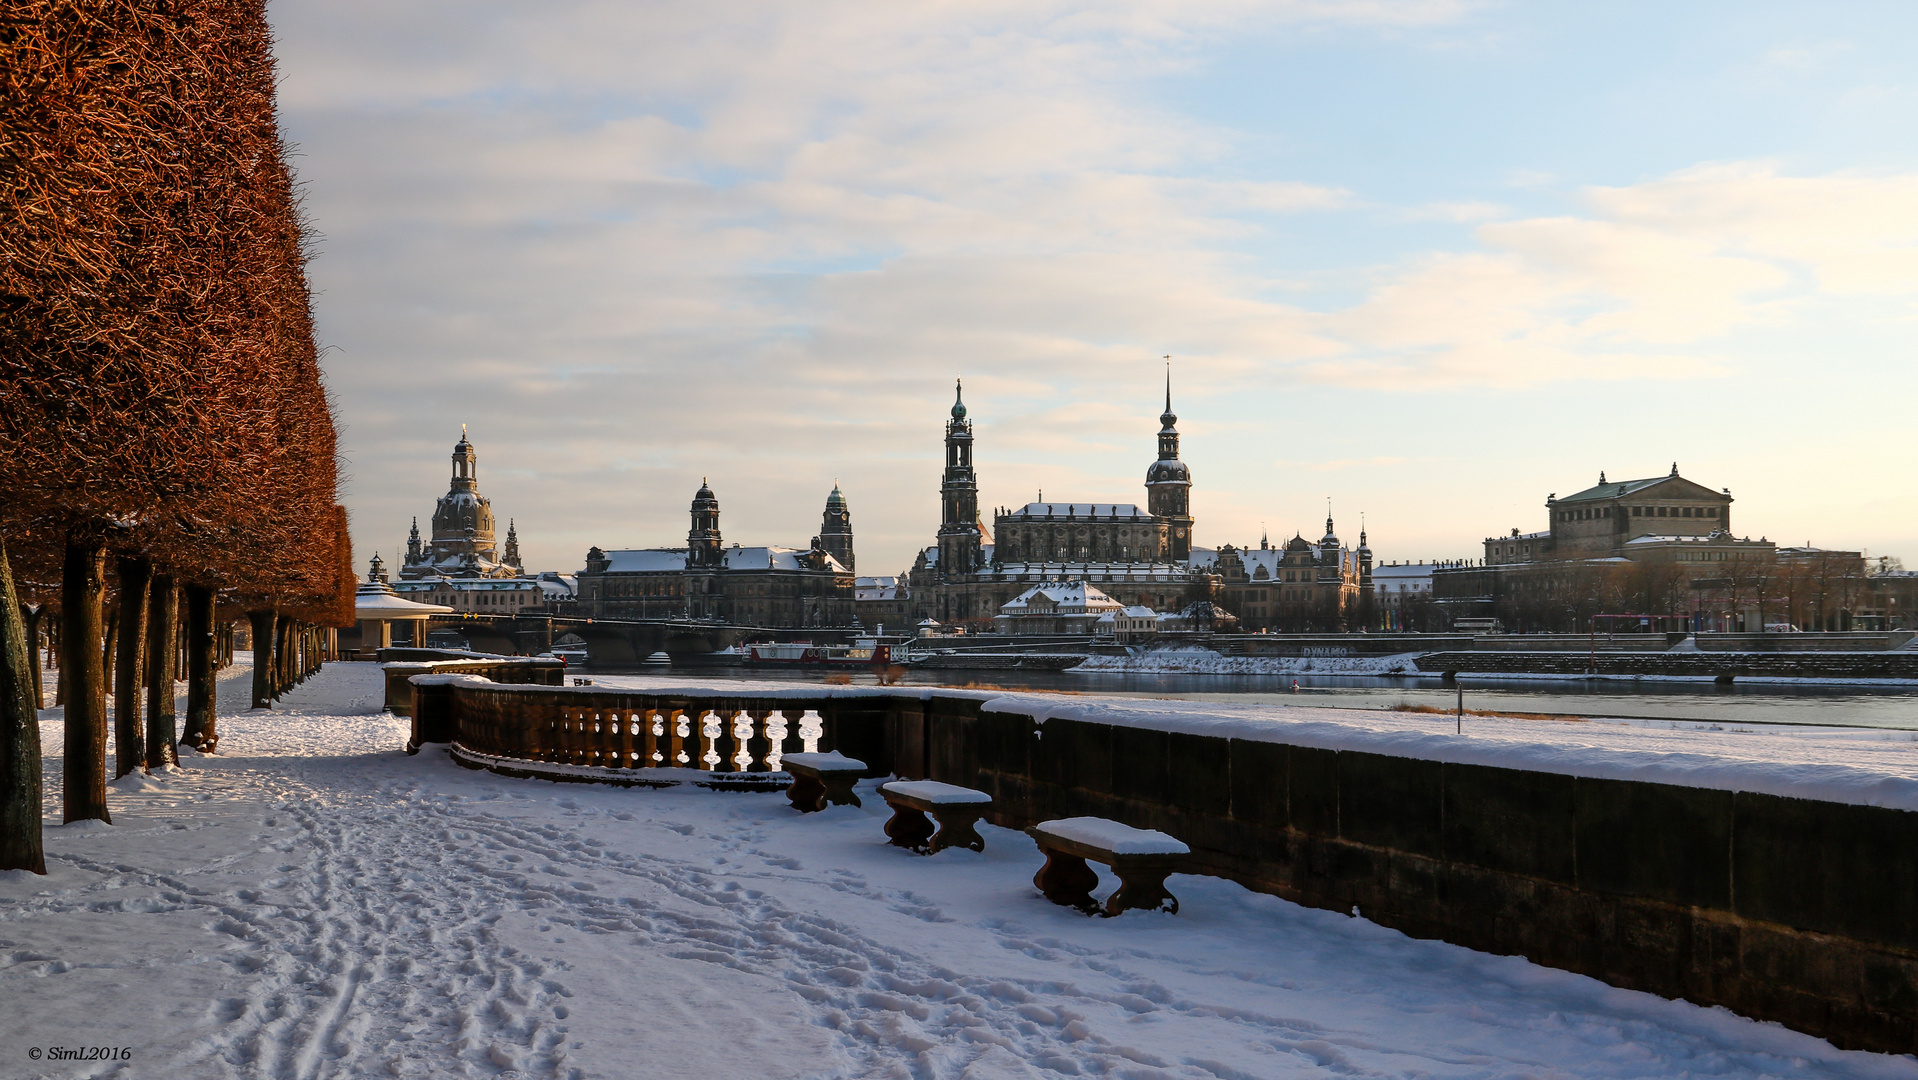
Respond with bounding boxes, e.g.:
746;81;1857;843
937;380;983;578
1144;369;1193;562
814;484;854;571
411;425;506;578
687;480;724;569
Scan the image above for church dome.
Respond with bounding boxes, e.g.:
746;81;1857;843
692;480;718;509
1146;459;1190;484
826;483;846;509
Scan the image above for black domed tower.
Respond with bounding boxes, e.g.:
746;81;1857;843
1144;369;1193;562
937;380;983;578
688;480;724;569
814;484;854;571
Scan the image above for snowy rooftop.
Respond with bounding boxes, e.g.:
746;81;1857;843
1000;581;1124;614
599;546;848;574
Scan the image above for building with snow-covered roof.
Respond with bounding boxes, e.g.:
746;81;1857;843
854;576;911;633
911;375;1215;626
574;482;856;627
1204;516;1371;631
993;581;1123;635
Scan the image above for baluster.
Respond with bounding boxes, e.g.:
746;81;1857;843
699;710;724;770
581;710;601;768
762;709;789;772
798;709;824;754
549;709;571;765
727;710;751;771
672;709;692;765
619;711;638;769
644;709;666;766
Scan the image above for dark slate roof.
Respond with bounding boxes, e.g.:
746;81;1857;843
1555;474;1726;504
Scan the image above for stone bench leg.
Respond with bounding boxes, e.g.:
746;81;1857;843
927;810;985;854
787;772;827;813
883;803;936;852
1105;867;1178;917
1033;848;1099;914
821;773;862;809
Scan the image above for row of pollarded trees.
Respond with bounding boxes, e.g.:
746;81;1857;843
1475;553;1874;634
0;0;354;873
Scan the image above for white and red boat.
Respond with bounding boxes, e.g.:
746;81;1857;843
742;639;893;667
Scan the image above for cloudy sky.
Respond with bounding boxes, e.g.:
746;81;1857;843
271;0;1918;578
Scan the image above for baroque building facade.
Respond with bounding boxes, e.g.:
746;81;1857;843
575;481;856;628
388;430;578;614
399;428;525;581
1210;518;1371;632
1437;465;1799;631
910;377;1214;627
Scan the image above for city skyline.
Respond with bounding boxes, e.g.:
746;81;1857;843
266;0;1918;578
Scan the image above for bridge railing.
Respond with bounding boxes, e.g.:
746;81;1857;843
385;657;566;721
410;678;901;777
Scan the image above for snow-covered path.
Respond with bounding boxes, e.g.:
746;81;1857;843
5;663;1916;1079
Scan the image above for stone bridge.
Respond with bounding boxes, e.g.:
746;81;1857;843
416;614;857;666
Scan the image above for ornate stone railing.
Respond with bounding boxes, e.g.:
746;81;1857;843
408;678;904;781
383;657;566;719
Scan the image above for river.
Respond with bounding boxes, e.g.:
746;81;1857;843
587;664;1918;730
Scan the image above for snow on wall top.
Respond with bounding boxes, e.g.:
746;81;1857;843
979;692;1918;812
467;675;1918;814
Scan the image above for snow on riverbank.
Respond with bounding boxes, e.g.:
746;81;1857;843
1073;647;1422;676
7;662;1917;1078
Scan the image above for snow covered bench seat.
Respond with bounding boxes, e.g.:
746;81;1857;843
879;781;992;854
782;751;867;813
1028;817;1190;917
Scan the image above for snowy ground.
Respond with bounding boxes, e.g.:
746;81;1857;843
6;662;1917;1079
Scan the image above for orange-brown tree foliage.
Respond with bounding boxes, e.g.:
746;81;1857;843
0;1;351;839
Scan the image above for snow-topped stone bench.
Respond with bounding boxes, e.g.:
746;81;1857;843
879;781;992;854
1028;817;1190;917
782;752;866;813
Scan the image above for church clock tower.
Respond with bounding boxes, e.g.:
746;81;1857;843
1144;369;1193;562
687;480;724;569
937;380;982;578
814;484;854;571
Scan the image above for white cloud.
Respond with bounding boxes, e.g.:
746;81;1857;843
273;0;1918;575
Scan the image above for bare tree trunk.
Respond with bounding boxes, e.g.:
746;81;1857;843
102;608;118;700
50;611;64;708
22;606;42;708
112;557;150;778
0;541;46;873
248;609;275;709
61;535;110;824
274;613;292;698
182;584;217;753
144;574;179;770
